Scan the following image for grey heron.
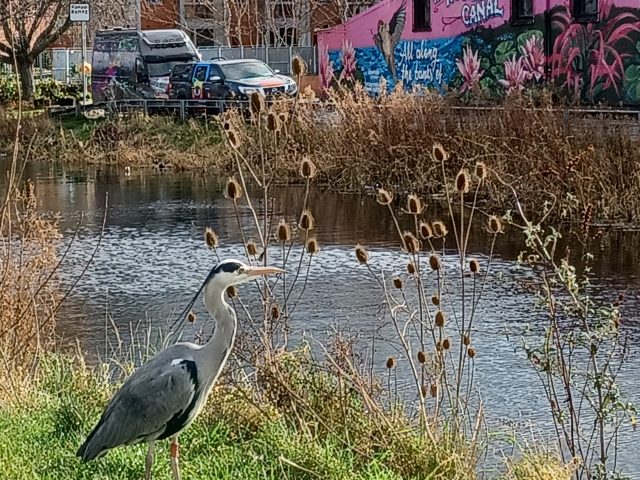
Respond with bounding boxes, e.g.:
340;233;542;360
76;259;284;480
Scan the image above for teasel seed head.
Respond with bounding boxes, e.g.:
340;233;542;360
432;143;448;162
279;112;289;125
432;220;448;238
463;335;470;346
376;188;393;206
419;221;433;240
300;157;317;179
468;347;476;358
488;215;504;234
417;351;426;364
226;285;237;298
306;237;319;255
355;244;369;264
187;311;196;323
436;340;443;352
430;383;438;397
277;219;292;243
386;357;395;369
205;227;219;249
429;254;441;271
442;338;451;350
406;194;423;214
455;169;470;194
266;112;281;132
250;92;265;114
407;261;416;275
225;177;242;201
292;55;306;77
222;121;232;131
226;129;241;149
435;310;445;327
402;231;420;254
299;209;315;231
246;241;259;257
271;304;281;319
475;162;488;180
432;294;440;306
393;277;403;289
469;258;480;274
421;384;428;398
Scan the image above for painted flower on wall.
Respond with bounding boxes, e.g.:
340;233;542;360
499;55;527;93
456;45;484;93
339;40;357;83
320;44;335;90
520;35;545;82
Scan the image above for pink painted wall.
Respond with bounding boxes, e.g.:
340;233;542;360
318;0;639;50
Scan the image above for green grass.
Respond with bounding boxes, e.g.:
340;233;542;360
0;355;442;480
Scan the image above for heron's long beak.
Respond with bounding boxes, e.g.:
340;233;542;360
244;265;285;277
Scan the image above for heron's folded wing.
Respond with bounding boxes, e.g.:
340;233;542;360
81;357;198;457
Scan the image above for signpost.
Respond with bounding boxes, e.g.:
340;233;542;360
69;4;90;109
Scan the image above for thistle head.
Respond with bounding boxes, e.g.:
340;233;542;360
266;112;281;132
300;157;317;179
355;244;369;264
225;177;242;201
475;162;487;180
246;241;259;257
299;209;315;231
488;215;504;234
432;221;448;238
418;221;433;240
205;227;219;250
277;219;292;243
406;194;423;214
250;92;265;114
429;254;441;271
306;237;319;255
402;231;420;254
455;169;470;194
376;188;393;206
292;55;307;77
432;143;448;162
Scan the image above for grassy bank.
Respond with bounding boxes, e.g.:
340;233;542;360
0;353;574;480
2;89;640;223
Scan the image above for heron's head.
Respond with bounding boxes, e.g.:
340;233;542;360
206;259;284;289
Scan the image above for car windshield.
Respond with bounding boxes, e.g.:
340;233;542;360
147;61;183;77
220;62;274;80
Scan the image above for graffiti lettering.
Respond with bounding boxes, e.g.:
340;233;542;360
397;41;445;85
462;0;504;27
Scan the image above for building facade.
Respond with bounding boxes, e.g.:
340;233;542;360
317;0;640;105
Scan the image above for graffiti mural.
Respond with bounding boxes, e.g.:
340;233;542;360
317;0;640;105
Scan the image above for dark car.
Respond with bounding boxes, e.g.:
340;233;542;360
167;59;298;103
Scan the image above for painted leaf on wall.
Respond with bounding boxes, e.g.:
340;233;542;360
516;30;544;50
624;64;640;101
494;41;517;66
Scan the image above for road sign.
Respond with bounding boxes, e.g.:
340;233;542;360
69;4;90;22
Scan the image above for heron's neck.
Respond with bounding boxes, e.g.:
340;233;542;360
200;285;238;386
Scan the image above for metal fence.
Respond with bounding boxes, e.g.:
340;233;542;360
43;45;316;82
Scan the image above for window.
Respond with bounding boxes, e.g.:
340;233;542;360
512;0;534;25
413;0;430;31
194;65;208;82
170;64;193;81
573;0;598;22
208;66;223;80
274;2;294;18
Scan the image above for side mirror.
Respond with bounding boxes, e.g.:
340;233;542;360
274;69;280;74
210;75;222;83
135;59;148;83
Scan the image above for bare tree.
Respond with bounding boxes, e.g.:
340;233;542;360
0;0;129;100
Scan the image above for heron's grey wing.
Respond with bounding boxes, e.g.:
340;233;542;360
77;353;199;460
389;1;407;46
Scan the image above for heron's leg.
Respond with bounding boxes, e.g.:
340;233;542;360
145;442;155;480
170;436;181;480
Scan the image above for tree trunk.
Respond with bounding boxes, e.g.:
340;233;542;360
17;58;35;101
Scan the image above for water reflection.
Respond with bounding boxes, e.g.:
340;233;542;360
7;160;640;476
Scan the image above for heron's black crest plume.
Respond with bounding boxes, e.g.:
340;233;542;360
169;260;243;334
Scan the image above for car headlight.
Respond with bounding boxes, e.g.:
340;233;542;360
238;86;261;95
287;83;298;94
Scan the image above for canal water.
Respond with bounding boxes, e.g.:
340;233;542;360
15;160;640;477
